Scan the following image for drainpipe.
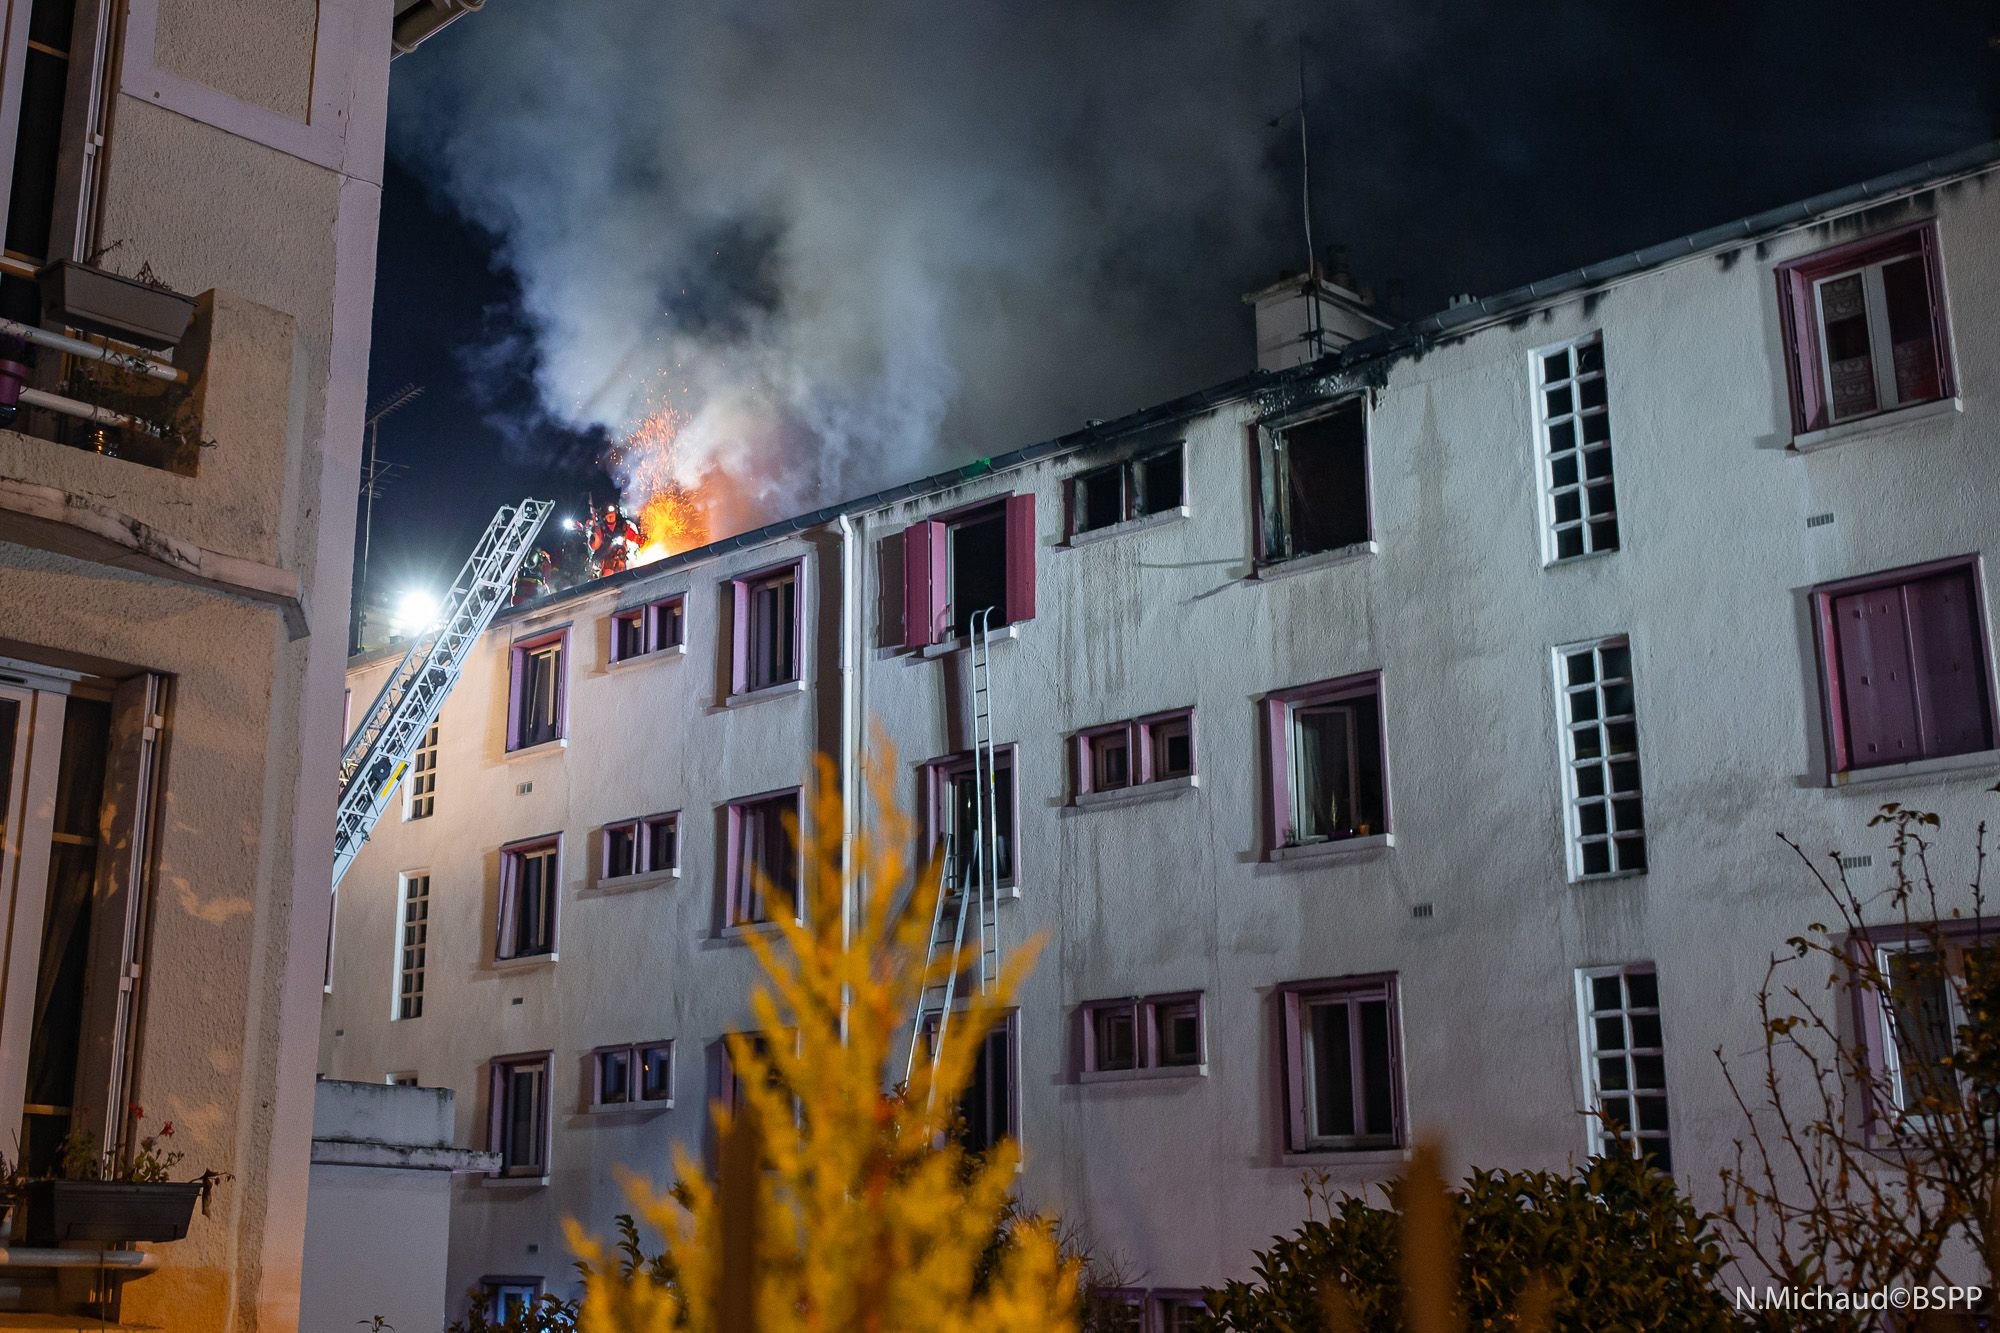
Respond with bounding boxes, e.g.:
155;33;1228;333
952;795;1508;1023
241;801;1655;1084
835;512;862;1041
392;0;484;57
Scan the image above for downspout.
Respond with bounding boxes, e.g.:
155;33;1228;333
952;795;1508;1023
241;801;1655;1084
836;512;862;1043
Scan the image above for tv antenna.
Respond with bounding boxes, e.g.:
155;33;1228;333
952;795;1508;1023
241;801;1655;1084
359;382;425;586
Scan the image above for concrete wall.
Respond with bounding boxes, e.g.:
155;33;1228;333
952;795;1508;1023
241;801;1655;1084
323;165;2000;1306
0;1;392;1329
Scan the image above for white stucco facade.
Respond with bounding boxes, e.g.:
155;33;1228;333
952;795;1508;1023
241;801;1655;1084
322;149;2000;1314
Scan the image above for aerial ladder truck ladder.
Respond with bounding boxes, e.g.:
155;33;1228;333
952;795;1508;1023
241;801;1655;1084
331;499;552;890
905;606;1005;1098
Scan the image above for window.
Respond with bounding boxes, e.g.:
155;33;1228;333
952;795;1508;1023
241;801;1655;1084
593;1041;673;1108
1070;444;1185;537
1073;710;1196;799
1081;993;1205;1077
1812;559;1996;775
480;1279;543;1322
925;749;1017;889
487;1053;551;1177
1536;334;1618;561
1264;675;1387;851
508;631;566;750
1862;928;1998;1122
387;1071;419;1087
1556;638;1646;878
395;873;430;1020
1094;1291;1145;1333
604;821;638;879
497;837;559;960
718;1031;797;1124
1777;221;1955;434
1281;976;1402;1152
901;494;1038;648
1578;965;1670;1170
727;792;800;927
921;1014;1016;1154
406;722;438;819
730;564;801;694
611;595;686;664
1153;1293;1209;1332
1254;398;1369;564
643;813;680;875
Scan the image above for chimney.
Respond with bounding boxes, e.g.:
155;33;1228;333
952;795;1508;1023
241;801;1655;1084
1243;246;1394;373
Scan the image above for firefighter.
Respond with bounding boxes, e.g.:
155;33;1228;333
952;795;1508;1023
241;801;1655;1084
512;547;554;605
587;504;641;577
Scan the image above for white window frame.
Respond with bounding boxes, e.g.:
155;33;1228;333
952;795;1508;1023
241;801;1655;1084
1575;963;1671;1169
1552;636;1647;881
1812;255;1932;425
393;871;430;1021
404;721;439;820
1531;332;1618;565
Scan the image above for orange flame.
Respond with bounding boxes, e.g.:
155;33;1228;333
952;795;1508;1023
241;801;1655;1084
633;481;709;564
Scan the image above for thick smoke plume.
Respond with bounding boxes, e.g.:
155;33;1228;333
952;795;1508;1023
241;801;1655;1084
390;1;1295;534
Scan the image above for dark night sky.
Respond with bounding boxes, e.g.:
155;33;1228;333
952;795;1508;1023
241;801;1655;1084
357;1;1993;602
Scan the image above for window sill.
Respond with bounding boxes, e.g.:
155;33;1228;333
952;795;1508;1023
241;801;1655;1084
1068;775;1197;812
608;642;687;670
711;919;800;945
480;1172;551;1188
724;678;807;707
1568;867;1647;886
1792;395;1961;453
504;737;567;763
1828;748;2000;790
584;868;678;896
1280;1146;1409;1170
1269;833;1394;864
921;622;1022;658
1066;505;1190;547
1079;1063;1206;1085
1254;540;1379;582
491;951;558;971
585;1099;673;1116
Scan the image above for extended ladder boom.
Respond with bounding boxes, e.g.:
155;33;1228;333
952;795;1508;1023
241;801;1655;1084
332;499;552;889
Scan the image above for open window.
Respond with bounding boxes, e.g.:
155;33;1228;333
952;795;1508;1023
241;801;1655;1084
1264;675;1387;852
920;1012;1017;1154
726;790;800;926
924;748;1017;890
1254;399;1370;565
496;836;559;961
729;563;802;695
1280;975;1403;1153
902;494;1037;649
1777;220;1955;436
486;1052;552;1178
507;630;567;751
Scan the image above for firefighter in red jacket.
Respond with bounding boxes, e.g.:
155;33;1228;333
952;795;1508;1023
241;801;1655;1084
587;504;641;577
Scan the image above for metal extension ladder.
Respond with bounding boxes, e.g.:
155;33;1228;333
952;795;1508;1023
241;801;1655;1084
905;606;1004;1094
331;499;552;890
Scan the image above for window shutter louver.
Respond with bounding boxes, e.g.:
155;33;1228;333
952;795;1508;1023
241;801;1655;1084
1003;493;1036;625
1907;568;1994;757
1832;588;1922;768
902;520;943;649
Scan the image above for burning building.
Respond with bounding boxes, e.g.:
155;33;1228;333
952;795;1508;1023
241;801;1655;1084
323;142;2000;1323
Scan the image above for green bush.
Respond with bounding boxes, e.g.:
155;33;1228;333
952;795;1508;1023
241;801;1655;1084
1199;1155;1745;1331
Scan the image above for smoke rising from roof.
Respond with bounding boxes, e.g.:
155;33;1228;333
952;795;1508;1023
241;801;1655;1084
390;1;1293;531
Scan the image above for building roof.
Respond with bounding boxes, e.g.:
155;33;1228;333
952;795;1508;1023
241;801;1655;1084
356;138;2000;661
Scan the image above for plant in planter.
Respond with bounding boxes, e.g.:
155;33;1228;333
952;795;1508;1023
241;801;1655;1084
22;1106;227;1246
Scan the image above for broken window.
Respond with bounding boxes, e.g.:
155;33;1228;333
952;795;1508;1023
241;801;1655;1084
1265;675;1386;850
508;632;565;750
731;564;800;694
1255;399;1370;563
1070;444;1185;537
901;494;1037;648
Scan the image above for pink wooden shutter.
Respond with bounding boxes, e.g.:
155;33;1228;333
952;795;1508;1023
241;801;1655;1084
1779;269;1827;433
1831;586;1921;769
902;521;943;650
1906;567;1994;760
504;645;524;750
1265;698;1292;849
729;580;750;694
1003;493;1037;625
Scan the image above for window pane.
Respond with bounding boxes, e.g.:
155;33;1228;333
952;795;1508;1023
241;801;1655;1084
1885;948;1959;1108
1138;449;1184;516
1078;467;1125;531
1358;999;1394;1137
607;825;636;878
1880;256;1940;405
646;819;677;874
1294;707;1355;841
1090;731;1130;790
599;1050;630;1104
640;1045;672;1100
1307;1000;1356;1140
1157;1000;1201;1066
1818;273;1878;420
1093;1005;1137;1071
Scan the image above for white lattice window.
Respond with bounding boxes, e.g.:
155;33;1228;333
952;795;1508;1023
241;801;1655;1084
1535;335;1618;562
1555;637;1646;879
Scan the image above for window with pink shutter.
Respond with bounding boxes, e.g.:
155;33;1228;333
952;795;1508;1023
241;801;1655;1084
1777;221;1955;436
1815;559;1996;774
900;493;1038;648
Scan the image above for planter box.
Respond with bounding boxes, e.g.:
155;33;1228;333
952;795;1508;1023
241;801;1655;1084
37;261;195;350
22;1179;203;1245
